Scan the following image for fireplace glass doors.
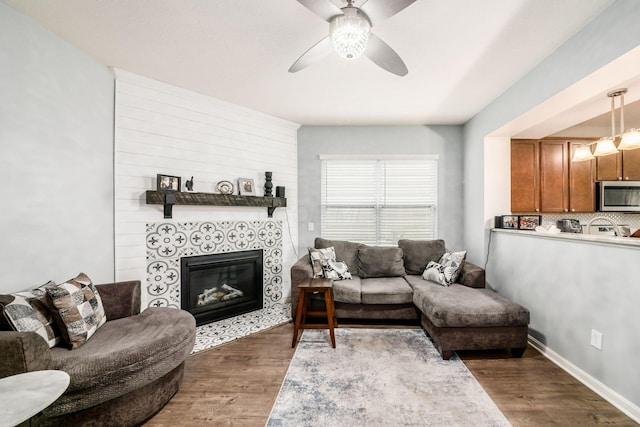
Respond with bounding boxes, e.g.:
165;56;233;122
181;249;263;326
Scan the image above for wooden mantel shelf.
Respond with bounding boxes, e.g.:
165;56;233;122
145;190;286;218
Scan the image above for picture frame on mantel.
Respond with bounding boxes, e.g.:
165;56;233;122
157;174;181;192
237;178;255;196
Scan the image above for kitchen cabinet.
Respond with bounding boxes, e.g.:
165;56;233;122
568;141;596;212
511;138;596;214
539;140;569;213
511;140;539;213
596;140;640;181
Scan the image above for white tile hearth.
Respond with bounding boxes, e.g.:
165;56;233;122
191;303;291;354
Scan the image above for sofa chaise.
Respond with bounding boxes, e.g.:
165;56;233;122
291;238;530;359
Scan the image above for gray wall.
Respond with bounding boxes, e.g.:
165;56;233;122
0;3;115;292
297;125;463;253
463;0;640;414
488;232;640;410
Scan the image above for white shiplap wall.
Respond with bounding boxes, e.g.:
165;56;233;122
113;69;299;305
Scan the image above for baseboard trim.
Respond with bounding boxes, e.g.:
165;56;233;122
528;335;640;424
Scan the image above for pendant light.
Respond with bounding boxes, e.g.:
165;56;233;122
572;88;640;162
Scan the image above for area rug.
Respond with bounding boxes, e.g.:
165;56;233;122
266;328;511;427
191;303;290;354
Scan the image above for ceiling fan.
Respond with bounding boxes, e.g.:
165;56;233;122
289;0;416;76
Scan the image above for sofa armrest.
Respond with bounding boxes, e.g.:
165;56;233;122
0;331;52;379
95;280;141;320
458;262;486;288
290;255;313;319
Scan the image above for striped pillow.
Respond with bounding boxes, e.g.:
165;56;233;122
46;273;107;349
0;281;61;348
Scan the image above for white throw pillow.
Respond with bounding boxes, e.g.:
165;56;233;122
308;247;337;278
422;250;466;286
321;260;353;281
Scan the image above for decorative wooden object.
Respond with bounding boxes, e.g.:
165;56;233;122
264;172;273;197
145;191;286;219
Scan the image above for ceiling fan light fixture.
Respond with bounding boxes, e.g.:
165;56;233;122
330;7;371;60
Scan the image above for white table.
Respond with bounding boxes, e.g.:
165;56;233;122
0;370;70;427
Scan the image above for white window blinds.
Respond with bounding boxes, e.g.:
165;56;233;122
320;157;437;246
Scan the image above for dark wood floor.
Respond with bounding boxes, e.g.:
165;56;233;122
145;322;637;426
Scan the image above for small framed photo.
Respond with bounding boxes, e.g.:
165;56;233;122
157;174;181;192
237;178;255;196
500;215;520;229
519;215;541;230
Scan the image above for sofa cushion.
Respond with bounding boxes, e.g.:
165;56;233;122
361;277;413;304
315;238;362;276
46;273;107;349
0;281;60;348
308;247;336;278
412;282;529;328
46;307;196;417
398;239;446;275
357;246;406;278
333;277;361;304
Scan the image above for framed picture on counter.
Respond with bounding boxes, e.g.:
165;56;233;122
499;215;520;229
519;215;541;230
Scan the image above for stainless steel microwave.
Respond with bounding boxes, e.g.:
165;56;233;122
597;181;640;212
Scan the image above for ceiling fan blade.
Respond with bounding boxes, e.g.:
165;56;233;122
297;0;343;22
360;0;416;26
364;33;408;76
289;36;334;73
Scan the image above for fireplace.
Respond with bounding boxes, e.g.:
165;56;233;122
181;249;264;326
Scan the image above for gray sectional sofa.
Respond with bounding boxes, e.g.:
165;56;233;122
291;238;530;359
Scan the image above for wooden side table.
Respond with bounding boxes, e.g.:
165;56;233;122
291;278;337;348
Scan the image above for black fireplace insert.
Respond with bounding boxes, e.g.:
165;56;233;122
181;249;263;326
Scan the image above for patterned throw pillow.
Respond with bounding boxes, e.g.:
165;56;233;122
308;247;337;278
0;281;60;348
422;251;467;286
321;259;353;281
46;273;107;349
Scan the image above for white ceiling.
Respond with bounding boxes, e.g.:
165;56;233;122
4;0;614;125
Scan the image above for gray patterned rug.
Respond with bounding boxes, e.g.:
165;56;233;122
267;328;511;427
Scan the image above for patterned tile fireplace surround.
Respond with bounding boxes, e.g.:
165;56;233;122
146;220;291;352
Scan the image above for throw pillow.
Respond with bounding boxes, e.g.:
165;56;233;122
308;247;337;278
357;246;406;278
0;281;60;348
321;260;353;281
422;261;449;286
422;250;467;286
46;273;107;349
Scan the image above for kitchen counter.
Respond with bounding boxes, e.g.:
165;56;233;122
492;228;640;249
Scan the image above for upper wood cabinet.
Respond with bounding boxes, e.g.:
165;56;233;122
511;138;595;214
511;140;539;213
568;141;596;213
596;139;640;181
539;140;569;213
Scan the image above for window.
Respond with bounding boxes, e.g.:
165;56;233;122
320;156;438;246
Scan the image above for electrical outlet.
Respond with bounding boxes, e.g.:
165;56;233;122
590;329;603;350
308;222;315;231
